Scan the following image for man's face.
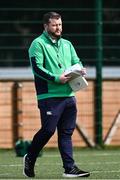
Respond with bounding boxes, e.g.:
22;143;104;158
45;18;62;39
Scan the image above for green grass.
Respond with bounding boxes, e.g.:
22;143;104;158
0;148;120;179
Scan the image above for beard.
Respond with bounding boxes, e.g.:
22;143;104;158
48;30;61;39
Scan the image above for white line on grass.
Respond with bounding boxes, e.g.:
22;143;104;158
0;163;39;167
0;173;10;175
92;170;120;173
0;164;22;167
77;161;120;165
43;152;120;158
0;161;119;167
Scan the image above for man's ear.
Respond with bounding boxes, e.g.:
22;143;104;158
44;24;47;31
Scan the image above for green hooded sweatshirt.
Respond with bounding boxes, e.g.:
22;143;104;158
28;31;83;100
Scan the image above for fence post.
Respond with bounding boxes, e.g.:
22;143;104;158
95;0;103;146
12;81;23;146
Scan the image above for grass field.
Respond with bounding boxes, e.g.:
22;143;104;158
0;148;120;179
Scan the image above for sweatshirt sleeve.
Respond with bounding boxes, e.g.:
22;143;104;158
70;42;83;68
29;40;60;83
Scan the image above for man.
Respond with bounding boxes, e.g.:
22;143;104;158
23;12;90;178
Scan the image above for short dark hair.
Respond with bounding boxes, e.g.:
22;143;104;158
43;12;61;24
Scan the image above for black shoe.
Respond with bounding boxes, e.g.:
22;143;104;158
23;154;35;178
63;165;90;178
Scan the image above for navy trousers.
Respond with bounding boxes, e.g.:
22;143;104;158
28;97;77;169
